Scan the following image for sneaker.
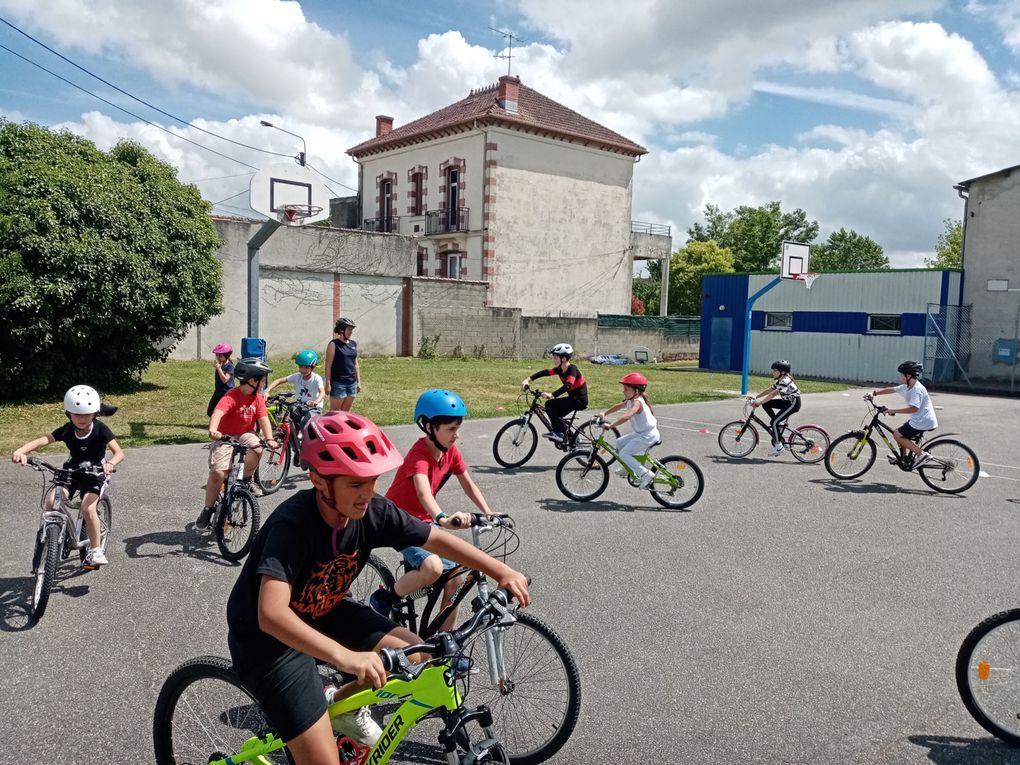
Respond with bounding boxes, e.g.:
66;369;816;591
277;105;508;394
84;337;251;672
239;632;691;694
368;587;396;618
195;506;214;530
245;479;264;498
769;443;785;457
542;431;564;442
331;707;382;746
638;472;655;489
452;655;479;675
84;548;108;567
911;452;933;470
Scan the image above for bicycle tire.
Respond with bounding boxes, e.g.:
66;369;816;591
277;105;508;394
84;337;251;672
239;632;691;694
955;608;1020;746
493;418;539;468
787;425;829;464
649;455;705;510
153;655;291;765
555;450;609;501
469;611;582;765
824;433;877;479
717;420;758;458
918;438;980;494
573;419;620;466
348;554;396;605
215;489;260;562
257;433;291;495
30;524;60;621
77;495;113;563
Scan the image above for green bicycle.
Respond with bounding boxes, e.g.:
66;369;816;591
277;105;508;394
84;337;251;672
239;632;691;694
153;589;524;765
555;416;705;509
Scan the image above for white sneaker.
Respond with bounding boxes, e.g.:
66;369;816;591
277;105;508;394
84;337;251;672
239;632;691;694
245;479;264;498
84;548;108;567
637;472;655;489
331;707;382;746
769;444;785;457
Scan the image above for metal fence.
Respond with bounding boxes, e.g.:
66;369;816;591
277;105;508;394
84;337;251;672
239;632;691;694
925;303;1020;393
598;314;700;337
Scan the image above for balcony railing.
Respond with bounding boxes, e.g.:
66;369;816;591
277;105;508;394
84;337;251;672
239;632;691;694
363;216;400;233
631;220;671;236
426;207;470;236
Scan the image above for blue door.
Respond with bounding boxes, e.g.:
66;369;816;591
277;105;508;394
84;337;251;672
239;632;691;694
709;317;732;370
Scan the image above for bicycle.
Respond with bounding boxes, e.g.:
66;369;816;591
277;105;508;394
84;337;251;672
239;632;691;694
354;513;580;765
25;458;113;621
492;388;620;468
207;436;262;561
153;587;527;765
555;416;705;509
717;397;830;463
823;395;980;493
257;392;315;495
956;608;1020;746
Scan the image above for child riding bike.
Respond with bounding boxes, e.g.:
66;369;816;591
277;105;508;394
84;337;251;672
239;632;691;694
520;342;588;443
600;372;659;489
224;411;529;761
11;385;124;567
750;359;801;456
372;389;496;631
265;349;325;434
869;360;937;470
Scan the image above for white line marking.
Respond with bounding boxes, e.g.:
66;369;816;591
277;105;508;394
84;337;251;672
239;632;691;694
983;462;1020;471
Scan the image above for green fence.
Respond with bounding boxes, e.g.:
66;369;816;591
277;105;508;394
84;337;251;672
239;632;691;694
597;314;700;337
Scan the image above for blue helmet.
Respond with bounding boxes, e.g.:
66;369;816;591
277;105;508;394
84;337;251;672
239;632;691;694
295;349;318;367
414;389;467;426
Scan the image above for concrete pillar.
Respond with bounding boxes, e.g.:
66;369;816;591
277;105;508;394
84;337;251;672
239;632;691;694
659;257;670;316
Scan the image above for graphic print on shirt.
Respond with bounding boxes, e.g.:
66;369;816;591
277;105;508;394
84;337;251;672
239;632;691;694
291;552;360;618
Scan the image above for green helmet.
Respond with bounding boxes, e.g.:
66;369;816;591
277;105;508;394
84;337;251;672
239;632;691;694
295;349;319;367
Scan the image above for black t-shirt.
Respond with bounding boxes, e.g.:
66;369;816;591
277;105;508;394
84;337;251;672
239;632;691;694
50;420;115;465
226;489;430;667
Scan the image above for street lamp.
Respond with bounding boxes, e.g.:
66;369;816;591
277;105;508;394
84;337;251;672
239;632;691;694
260;120;307;166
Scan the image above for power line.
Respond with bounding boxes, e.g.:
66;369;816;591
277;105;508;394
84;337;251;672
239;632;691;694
184;171;257;184
306;162;358;194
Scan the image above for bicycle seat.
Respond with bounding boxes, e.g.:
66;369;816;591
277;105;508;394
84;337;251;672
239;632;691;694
651;440;662;448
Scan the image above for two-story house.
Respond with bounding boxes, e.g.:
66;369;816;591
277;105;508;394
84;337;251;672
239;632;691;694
346;76;648;315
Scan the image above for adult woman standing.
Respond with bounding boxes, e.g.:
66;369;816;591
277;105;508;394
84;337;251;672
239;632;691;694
325;317;361;411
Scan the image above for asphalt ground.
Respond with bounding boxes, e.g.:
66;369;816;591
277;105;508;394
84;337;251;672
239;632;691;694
1;387;1019;765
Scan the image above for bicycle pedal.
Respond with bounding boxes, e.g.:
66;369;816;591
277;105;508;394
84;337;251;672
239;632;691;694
886;456;899;465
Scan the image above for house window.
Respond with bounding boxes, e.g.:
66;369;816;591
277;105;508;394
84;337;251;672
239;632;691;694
764;312;792;331
447;253;463;279
416;248;428;276
380;179;393;223
868;314;902;334
411;172;424;216
446;167;458;221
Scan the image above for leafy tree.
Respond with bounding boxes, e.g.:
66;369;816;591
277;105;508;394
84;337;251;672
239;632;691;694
687;201;819;271
810;228;889;271
925;218;963;268
661;240;735;315
0;121;222;398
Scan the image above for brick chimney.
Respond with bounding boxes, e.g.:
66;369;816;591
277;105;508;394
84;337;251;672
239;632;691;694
497;76;520;114
375;115;393;137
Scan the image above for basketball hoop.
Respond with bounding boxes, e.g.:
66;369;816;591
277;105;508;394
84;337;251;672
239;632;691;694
279;204;323;225
792;272;820;290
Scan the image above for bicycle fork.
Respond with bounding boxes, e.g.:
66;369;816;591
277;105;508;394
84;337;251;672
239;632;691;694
470;527;509;691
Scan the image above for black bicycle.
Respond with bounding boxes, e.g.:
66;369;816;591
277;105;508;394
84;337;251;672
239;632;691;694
717;398;830;463
208;436;262;561
823;395;980;494
956;608;1020;746
492;388;619;468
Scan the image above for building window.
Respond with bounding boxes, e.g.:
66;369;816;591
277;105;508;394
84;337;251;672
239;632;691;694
447;253;463;279
764;312;792;331
868;314;902;334
446;167;458;218
411;172;424;216
416;248;428;276
380;179;393;223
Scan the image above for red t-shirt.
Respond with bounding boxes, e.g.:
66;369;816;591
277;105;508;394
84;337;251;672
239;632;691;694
214;387;267;435
385;437;467;522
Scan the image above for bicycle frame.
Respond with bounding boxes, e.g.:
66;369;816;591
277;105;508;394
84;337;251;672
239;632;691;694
519;390;583;439
846;403;960;468
36;465;107;554
591;432;659;479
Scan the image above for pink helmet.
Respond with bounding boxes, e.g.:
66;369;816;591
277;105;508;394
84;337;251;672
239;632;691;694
212;342;233;355
301;412;403;477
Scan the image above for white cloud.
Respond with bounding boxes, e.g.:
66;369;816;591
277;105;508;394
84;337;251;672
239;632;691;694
967;0;1020;51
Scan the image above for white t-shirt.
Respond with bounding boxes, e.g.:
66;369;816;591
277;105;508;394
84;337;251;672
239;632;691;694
625;397;658;436
773;374;800;401
894;381;938;430
287;372;325;406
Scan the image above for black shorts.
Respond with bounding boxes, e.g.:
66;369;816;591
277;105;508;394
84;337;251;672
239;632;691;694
231;598;398;742
60;462;108;499
897;422;928;441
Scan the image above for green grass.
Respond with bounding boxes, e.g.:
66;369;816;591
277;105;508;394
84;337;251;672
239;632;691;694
0;357;848;453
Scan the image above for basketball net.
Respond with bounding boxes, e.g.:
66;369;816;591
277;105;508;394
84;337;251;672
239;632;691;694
792;272;820;290
280;204;323;225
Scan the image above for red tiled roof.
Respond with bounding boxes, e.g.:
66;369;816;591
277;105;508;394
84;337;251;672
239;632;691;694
347;81;647;158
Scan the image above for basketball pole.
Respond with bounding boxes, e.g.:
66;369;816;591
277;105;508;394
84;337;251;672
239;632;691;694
740;275;782;396
247;220;281;337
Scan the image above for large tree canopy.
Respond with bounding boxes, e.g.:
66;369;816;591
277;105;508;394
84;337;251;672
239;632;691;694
644;240;735;315
925;218;963;269
810;228;889;271
687;201;819;272
0;122;222;398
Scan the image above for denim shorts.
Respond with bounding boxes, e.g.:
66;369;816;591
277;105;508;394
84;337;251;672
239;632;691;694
401;542;457;572
330;380;358;398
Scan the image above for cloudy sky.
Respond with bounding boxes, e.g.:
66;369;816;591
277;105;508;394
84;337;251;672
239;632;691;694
2;0;1019;267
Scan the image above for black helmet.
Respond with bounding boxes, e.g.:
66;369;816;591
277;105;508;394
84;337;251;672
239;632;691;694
335;317;356;331
770;359;791;373
235;357;272;383
897;360;923;378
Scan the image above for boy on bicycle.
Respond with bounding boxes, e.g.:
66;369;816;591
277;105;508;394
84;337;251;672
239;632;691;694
265;349;325;434
520;342;587;442
225;411;528;761
196;357;278;529
870;360;937;469
750;359;801;456
371;389;496;630
11;385;124;567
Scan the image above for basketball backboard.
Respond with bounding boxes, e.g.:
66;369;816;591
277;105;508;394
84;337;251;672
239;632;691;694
250;162;331;225
780;241;810;279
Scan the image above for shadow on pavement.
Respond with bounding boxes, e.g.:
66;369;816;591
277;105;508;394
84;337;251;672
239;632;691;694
122;528;243;567
707;455;775;466
0;567;92;631
808;478;961;498
472;464;550;476
908;734;1018;764
536;496;691;514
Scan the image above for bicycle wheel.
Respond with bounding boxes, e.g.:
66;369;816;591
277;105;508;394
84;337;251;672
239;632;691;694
955;608;1020;746
555;450;609;501
649;455;705;510
717;420;758;458
493;418;538;468
468;611;582;765
918;439;980;494
257;436;291;495
77;495;113;564
787;426;829;464
30;524;60;621
573;419;620;466
215;489;260;562
153;655;291;765
347;554;396;604
824;433;877;479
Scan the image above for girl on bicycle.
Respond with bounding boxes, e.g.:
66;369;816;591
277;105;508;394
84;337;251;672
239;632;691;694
751;359;801;456
520;342;587;442
11;385;124;567
601;372;659;489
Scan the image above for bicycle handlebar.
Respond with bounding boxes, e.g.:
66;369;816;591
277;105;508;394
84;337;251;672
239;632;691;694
25;457;113;476
447;512;514;530
862;394;888;414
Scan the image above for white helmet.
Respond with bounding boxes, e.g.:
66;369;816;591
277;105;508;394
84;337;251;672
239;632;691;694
550;343;574;359
63;385;101;414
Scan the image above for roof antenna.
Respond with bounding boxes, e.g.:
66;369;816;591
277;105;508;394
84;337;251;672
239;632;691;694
490;27;523;77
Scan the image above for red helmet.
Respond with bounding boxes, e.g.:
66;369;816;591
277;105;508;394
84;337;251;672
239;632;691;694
300;412;403;477
619;372;648;387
